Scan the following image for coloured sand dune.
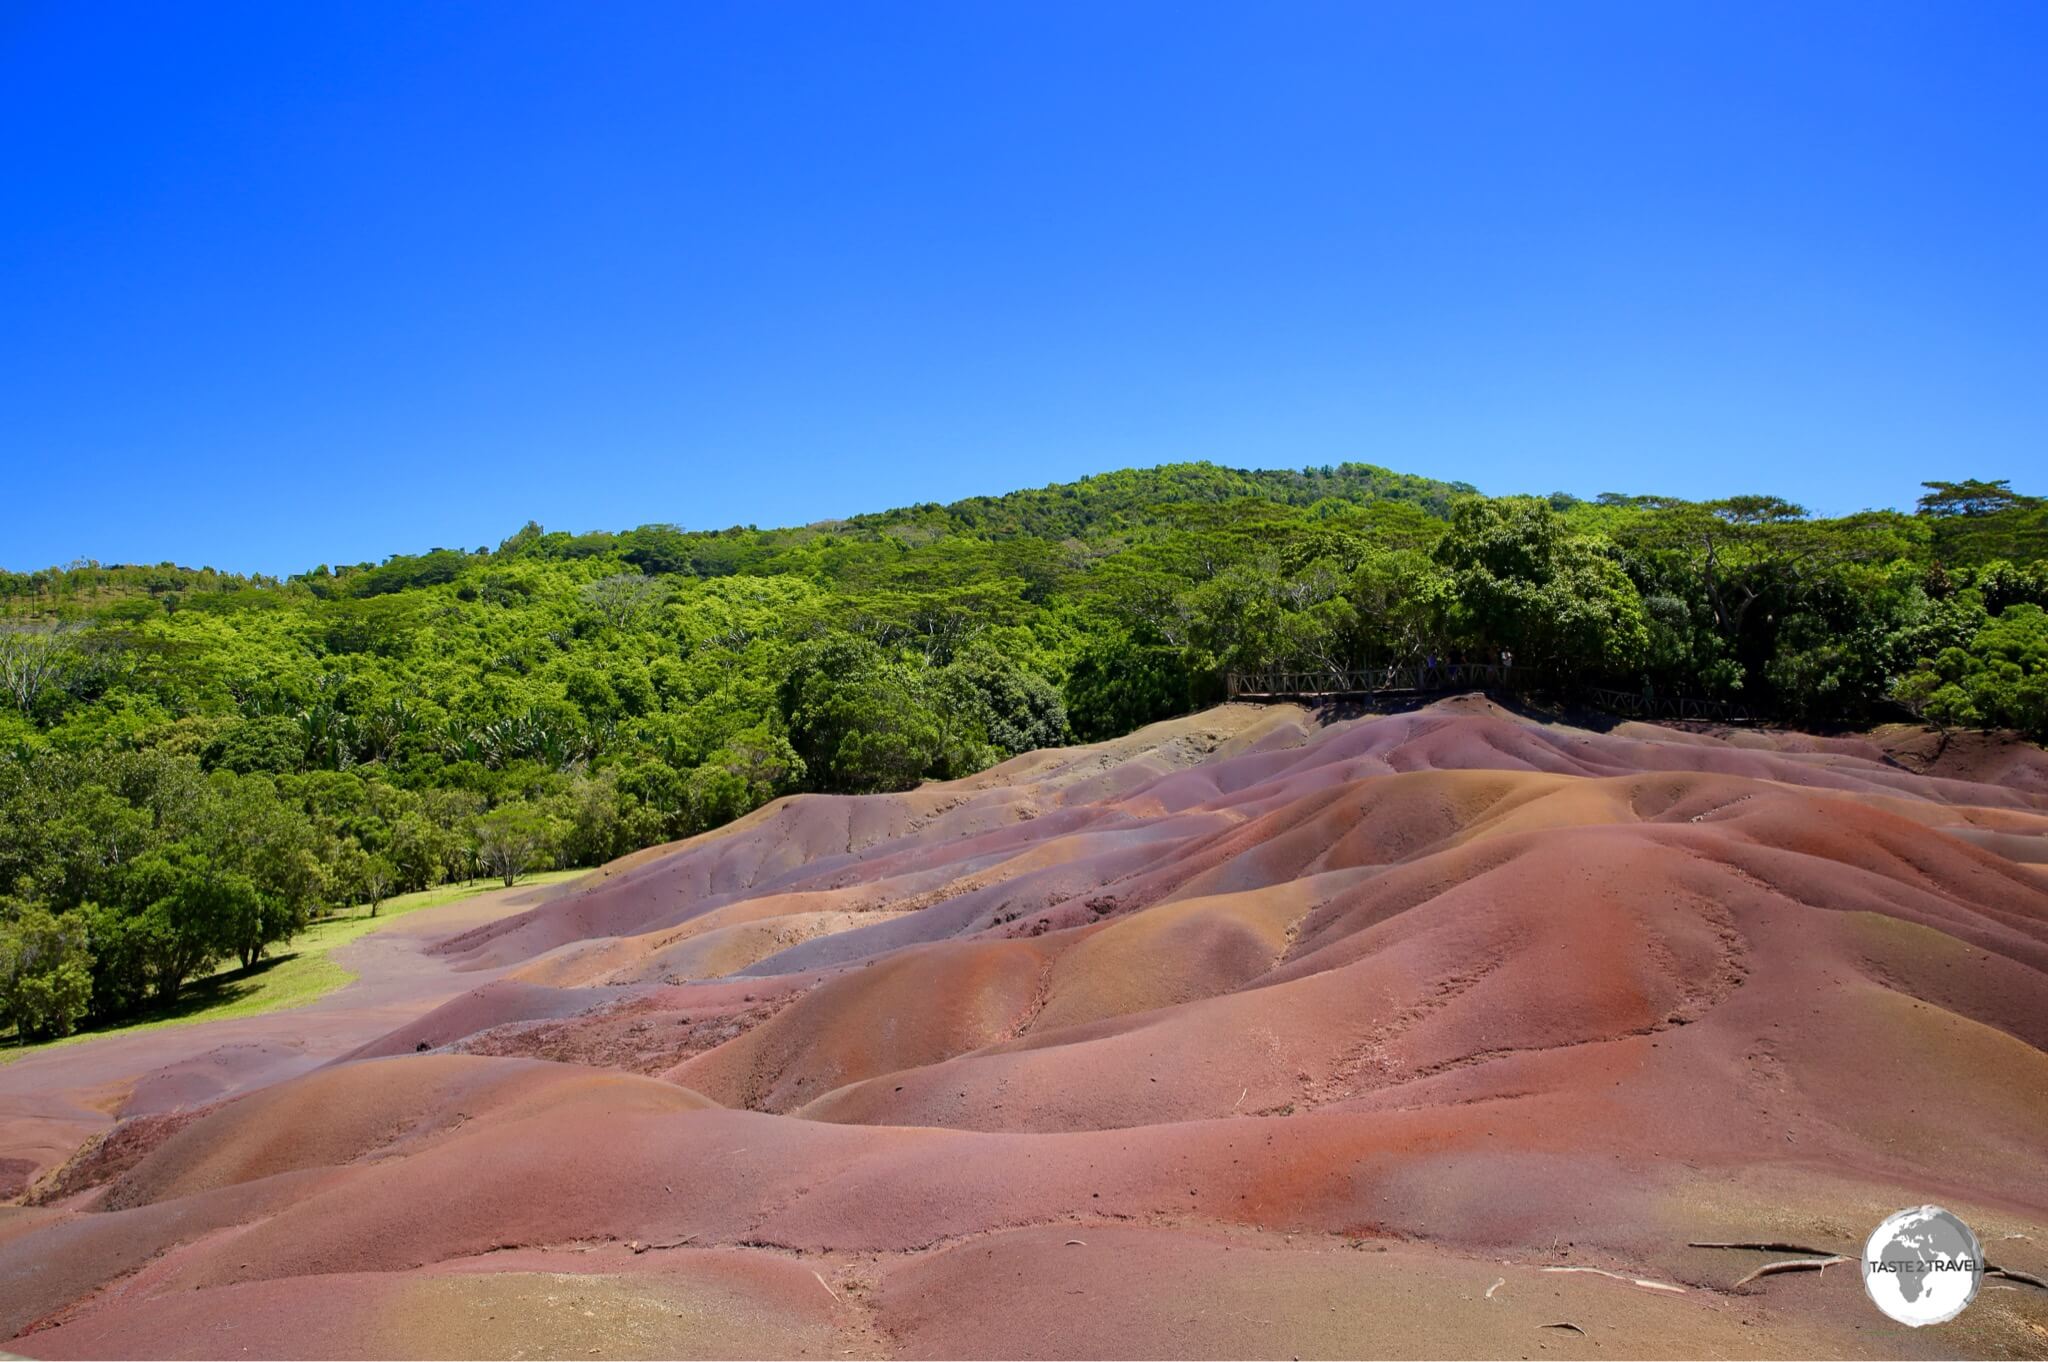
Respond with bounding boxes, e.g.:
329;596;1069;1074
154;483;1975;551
4;698;2047;1358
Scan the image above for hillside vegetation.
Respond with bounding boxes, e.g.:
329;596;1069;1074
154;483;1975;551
2;462;2044;1040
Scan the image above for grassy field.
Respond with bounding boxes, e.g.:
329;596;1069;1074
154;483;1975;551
1;869;582;1062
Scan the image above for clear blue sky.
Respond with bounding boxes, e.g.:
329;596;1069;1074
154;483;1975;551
3;2;2043;576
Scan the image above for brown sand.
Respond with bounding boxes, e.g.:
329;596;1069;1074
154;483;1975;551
3;699;2046;1359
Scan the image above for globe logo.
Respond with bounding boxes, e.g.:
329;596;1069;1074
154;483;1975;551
1862;1205;1982;1326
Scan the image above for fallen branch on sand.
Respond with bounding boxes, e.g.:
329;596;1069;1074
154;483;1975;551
813;1270;840;1302
1689;1240;1840;1255
1690;1242;1854;1289
1541;1266;1685;1293
1733;1256;1848;1287
1690;1239;2048;1293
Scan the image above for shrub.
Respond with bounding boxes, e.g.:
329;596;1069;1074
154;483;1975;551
0;902;94;1040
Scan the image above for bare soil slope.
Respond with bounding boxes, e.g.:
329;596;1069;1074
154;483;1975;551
5;699;2047;1359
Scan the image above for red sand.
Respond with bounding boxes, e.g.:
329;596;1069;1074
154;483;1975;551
3;698;2046;1358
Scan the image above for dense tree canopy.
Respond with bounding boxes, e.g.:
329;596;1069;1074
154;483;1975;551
2;460;2043;1038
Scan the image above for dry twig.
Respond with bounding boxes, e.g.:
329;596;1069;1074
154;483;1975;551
1542;1265;1685;1293
1689;1240;1840;1255
1732;1256;1848;1288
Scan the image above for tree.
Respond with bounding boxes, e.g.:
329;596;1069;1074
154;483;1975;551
475;804;557;886
203;715;306;774
620;524;692;576
579;573;664;629
0;625;79;716
777;639;948;793
551;771;647;866
497;520;546;555
207;773;321;965
938;650;1069;758
1433;497;1649;677
1973;560;2048;615
1063;632;1198;742
224;886;300;972
385;811;453;892
1897;603;2048;740
0;902;93;1040
336;845;399;916
423;788;488;883
81;902;153;1020
1347;547;1453;663
121;843;251;1004
1917;480;2022;518
363;856;397;915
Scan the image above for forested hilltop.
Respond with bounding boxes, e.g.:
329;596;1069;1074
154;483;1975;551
3;462;2045;1040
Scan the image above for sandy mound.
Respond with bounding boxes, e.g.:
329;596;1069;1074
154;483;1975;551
4;699;2046;1358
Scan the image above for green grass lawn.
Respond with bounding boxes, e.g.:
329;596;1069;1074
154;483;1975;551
1;869;583;1062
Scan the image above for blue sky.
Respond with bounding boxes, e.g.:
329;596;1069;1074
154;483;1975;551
3;2;2043;575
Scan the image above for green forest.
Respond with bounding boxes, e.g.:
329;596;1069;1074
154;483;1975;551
3;462;2045;1041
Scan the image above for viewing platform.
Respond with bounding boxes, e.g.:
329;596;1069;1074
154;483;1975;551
1225;666;1760;724
1225;663;1518;699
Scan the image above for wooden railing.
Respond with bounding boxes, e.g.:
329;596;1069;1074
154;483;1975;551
1226;664;1518;698
1581;687;1757;724
1225;667;1760;724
